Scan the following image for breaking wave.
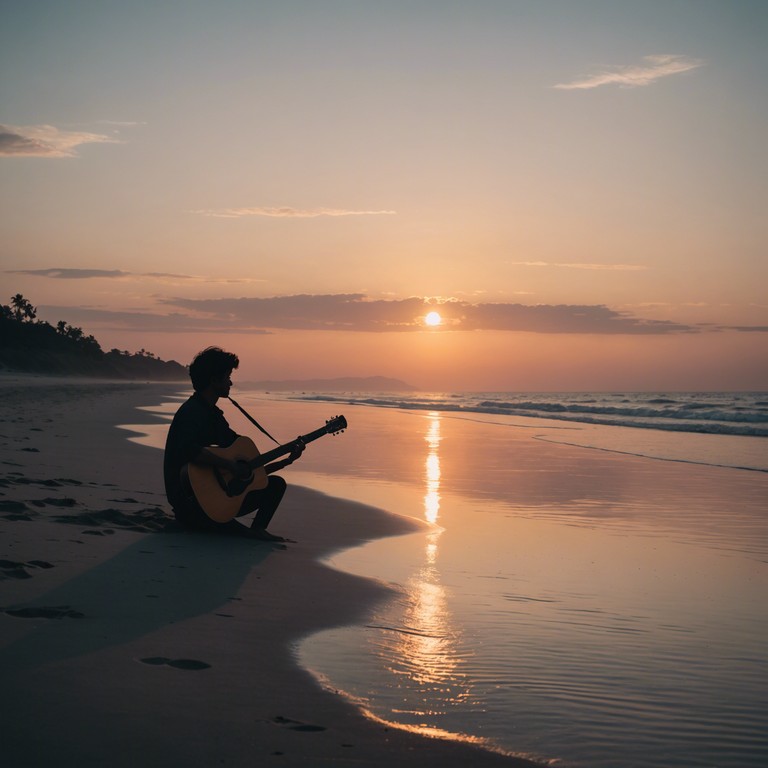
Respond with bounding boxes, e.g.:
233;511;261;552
291;392;768;438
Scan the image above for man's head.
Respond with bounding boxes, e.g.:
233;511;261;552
189;347;240;393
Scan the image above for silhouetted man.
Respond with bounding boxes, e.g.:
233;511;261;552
163;346;303;541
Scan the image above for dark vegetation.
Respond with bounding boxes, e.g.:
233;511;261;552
0;294;187;380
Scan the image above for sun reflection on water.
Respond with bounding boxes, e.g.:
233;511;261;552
374;412;475;718
424;413;442;525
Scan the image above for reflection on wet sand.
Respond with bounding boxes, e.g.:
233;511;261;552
375;413;474;722
424;413;442;526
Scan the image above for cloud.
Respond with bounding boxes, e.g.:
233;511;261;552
158;294;695;335
38;306;273;335
161;294;424;331
0;124;120;157
93;120;146;127
7;268;261;284
141;272;197;280
40;294;767;336
554;54;703;90
510;261;646;271
32;291;766;337
192;206;397;219
8;268;131;279
458;302;692;334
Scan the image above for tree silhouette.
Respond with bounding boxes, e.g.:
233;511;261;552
11;294;36;323
1;292;185;379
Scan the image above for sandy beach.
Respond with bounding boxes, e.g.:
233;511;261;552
0;376;542;768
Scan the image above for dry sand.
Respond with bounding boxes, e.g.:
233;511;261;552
0;376;543;767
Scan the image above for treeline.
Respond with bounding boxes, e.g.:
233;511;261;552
0;294;187;380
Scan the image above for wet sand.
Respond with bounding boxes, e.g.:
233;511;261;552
0;376;542;767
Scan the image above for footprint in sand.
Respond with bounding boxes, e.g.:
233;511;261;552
3;605;84;619
271;715;327;732
0;499;32;522
1;512;35;521
0;559;54;581
139;657;211;670
0;500;29;512
40;497;78;507
52;506;171;533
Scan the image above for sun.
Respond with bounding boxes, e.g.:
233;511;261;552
424;311;442;327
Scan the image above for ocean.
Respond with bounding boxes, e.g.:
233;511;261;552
139;389;768;767
292;390;768;448
263;390;767;768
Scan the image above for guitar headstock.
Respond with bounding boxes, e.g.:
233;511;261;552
325;414;347;435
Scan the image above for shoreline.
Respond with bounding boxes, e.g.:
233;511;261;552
0;378;543;766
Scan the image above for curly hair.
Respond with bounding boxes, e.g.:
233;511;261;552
188;347;240;391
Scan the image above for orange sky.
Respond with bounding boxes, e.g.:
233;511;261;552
2;2;766;390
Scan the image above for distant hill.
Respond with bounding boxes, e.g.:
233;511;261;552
0;293;187;381
241;376;416;392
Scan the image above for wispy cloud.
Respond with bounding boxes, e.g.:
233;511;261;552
510;261;646;271
192;206;397;219
38;306;273;335
7;268;262;284
724;325;768;333
0;124;120;157
92;120;146;127
8;268;131;279
554;54;703;90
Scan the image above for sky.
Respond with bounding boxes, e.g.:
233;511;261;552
2;0;766;391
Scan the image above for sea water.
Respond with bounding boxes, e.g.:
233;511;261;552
291;390;768;467
264;391;767;768
135;390;768;767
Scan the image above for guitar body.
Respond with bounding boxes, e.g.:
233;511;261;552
182;414;347;524
185;436;269;523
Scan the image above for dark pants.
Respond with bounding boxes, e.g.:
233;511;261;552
174;475;287;534
236;475;287;530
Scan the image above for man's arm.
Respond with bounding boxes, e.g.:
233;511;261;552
265;439;305;475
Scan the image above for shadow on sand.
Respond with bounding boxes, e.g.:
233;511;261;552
0;522;277;670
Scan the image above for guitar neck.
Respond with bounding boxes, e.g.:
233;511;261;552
250;424;330;468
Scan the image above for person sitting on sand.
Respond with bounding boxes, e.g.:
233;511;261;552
163;346;303;541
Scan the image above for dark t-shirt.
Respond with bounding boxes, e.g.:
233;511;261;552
163;392;238;510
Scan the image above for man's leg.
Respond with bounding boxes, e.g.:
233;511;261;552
238;475;287;535
174;496;251;536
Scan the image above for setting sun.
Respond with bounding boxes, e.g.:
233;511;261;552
424;311;442;327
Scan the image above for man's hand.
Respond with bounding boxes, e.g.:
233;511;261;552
264;439;305;475
286;439;305;465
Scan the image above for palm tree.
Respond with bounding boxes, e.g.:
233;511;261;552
10;294;36;323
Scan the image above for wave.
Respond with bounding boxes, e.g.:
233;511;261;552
477;400;768;425
482;408;768;437
291;393;768;438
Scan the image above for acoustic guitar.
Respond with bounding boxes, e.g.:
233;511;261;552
183;415;347;522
